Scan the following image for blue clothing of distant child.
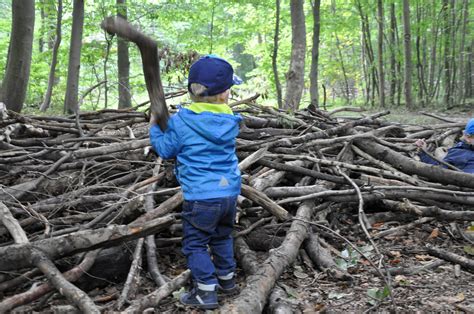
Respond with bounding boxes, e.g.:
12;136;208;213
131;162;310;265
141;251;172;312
417;118;474;174
149;55;242;310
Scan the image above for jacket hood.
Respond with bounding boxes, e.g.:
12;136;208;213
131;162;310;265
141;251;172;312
177;108;242;144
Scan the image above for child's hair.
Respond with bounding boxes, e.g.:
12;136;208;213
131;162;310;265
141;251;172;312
189;83;221;103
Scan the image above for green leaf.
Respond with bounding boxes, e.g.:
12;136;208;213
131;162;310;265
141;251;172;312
172;287;185;300
463;246;474;256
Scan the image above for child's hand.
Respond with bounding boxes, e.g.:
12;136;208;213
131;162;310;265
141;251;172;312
149;113;157;126
414;139;427;152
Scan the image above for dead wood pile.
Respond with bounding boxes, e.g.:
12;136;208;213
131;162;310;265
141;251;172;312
0;101;473;312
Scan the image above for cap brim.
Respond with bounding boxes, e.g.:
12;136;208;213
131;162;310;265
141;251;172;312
233;74;243;85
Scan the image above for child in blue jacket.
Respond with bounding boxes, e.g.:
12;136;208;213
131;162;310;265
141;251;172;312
149;55;242;309
416;118;474;174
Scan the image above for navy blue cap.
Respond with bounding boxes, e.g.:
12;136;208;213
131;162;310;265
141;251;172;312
188;55;242;96
465;118;474;135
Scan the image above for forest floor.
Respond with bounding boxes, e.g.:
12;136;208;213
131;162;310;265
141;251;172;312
39;218;473;313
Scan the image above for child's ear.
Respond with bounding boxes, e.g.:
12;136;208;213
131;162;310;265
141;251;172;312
217;89;230;103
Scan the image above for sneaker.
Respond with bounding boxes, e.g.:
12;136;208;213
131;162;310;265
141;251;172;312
180;286;218;310
218;277;239;296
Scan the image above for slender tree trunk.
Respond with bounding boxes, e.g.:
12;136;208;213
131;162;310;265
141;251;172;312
361;29;370;106
466;41;473;99
415;3;427;106
40;0;62;112
442;0;452;108
335;34;351;103
402;0;413;109
356;0;378;106
457;0;468;105
103;34;112;109
64;0;85;114
449;0;458;104
284;0;306;111
377;0;385;107
39;0;45;53
1;0;35;113
427;0;439;101
309;0;321;109
272;0;283;109
389;3;397;106
117;0;132;109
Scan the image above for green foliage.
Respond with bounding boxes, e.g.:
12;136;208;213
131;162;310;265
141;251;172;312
367;286;390;305
0;0;472;112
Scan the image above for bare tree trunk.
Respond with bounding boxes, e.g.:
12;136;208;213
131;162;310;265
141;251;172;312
39;0;45;53
466;41;473;99
377;0;385;107
272;0;283;109
40;0;62;112
389;3;397;106
427;0;439;101
64;0;85;114
335;34;351;103
442;0;452;108
356;0;378;106
284;0;306;111
402;0;413;109
415;3;428;106
361;28;370;106
457;0;469;105
449;0;458;104
1;0;35;113
309;0;321;109
117;0;132;109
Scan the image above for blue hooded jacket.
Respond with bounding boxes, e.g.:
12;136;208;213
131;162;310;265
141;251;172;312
419;141;474;174
149;104;242;200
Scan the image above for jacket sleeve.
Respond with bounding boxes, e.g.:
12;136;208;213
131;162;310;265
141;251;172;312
418;151;439;165
149;118;182;159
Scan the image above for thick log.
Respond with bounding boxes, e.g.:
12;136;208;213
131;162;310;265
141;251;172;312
0;215;174;271
234;237;260;275
220;201;315;313
267;284;294;314
355;136;474;188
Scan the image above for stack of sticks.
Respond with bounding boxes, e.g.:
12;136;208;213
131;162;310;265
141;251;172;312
0;99;473;312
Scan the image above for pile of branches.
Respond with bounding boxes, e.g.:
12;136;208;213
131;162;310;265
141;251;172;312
0;99;473;312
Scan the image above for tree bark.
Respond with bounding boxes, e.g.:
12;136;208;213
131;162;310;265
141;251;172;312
40;0;63;112
402;0;413;109
220;201;315;313
377;0;385;107
64;0;85;114
272;0;283;109
0;215;174;271
117;0;132;108
457;0;469;105
442;0;452;108
1;0;35;113
284;0;306;111
309;0;321;109
354;137;474;189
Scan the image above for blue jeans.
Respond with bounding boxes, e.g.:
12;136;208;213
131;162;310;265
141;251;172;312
181;196;237;287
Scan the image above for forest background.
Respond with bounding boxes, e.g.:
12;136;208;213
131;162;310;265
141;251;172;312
0;0;472;115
